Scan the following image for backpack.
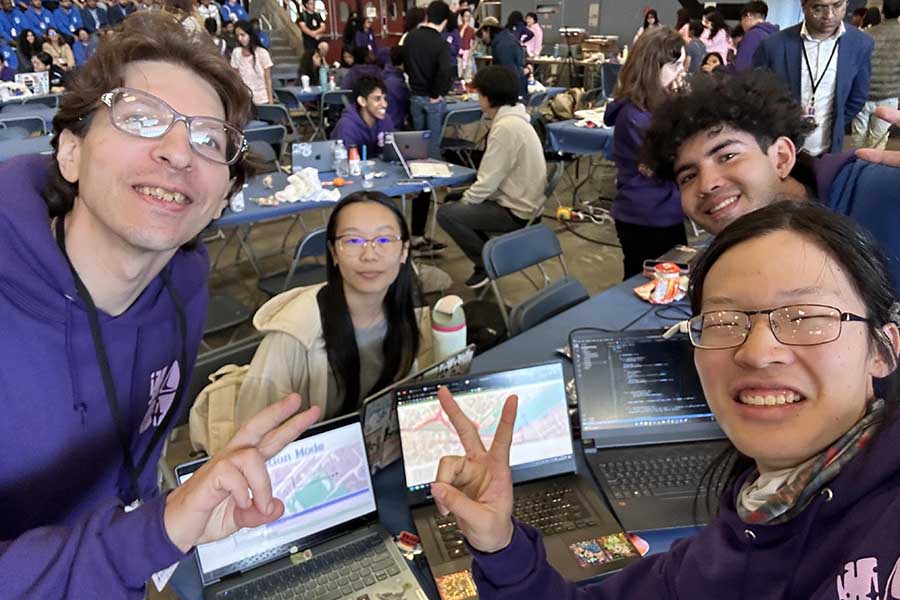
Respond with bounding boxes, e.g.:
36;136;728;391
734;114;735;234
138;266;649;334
538;87;585;122
188;364;250;455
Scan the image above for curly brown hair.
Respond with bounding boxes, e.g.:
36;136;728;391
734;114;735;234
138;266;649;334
45;10;254;218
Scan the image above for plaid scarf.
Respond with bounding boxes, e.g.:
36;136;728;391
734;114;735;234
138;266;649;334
737;398;885;525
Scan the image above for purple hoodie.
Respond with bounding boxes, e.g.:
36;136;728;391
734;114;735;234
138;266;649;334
733;21;778;72
331;104;395;158
472;413;900;599
382;64;410;130
0;156;208;598
341;63;383;98
603;98;684;227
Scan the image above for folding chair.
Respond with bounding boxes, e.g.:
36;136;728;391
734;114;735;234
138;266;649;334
254;103;299;143
318;90;352;140
257;227;328;296
481;224;589;337
581;87;604;109
247;140;280;173
21;93;61;108
243;124;287;162
0;116;45;135
203;295;252;339
439;107;482;167
525;161;565;227
526;91;548;113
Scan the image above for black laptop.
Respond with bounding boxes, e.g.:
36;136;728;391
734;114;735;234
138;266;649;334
395;361;639;588
570;329;728;532
175;414;428;600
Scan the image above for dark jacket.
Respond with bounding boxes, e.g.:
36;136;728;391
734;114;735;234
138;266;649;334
79;4;108;32
382;64;410;129
732;21;778;71
604;98;683;227
752;23;874;153
341;63;382;98
0;156;208;598
491;28;525;96
403;25;453;99
355;29;376;52
472;413;900;599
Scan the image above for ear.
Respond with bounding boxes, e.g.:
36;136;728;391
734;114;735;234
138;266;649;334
766;136;797;181
56;128;83;184
400;240;409;265
870;323;900;379
356;95;366;110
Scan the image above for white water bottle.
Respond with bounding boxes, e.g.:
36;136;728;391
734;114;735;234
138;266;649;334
432;295;467;362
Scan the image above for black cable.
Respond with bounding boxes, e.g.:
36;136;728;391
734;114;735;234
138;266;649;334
560;220;621;247
653;304;692;322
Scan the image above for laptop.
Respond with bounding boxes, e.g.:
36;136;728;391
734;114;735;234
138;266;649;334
362;345;476;473
570;329;729;532
291;140;334;173
396;361;639;586
175;413;428;600
382;130;430;162
384;132;454;180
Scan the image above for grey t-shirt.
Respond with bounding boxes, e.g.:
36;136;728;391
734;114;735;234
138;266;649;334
326;319;388;410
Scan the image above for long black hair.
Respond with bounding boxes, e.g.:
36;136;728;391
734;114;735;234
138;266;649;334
643;8;659;30
318;191;422;414
704;9;727;40
18;29;42;60
690;201;900;518
235;19;262;64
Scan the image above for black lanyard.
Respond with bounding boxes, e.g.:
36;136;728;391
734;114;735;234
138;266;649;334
55;216;188;506
800;34;840;103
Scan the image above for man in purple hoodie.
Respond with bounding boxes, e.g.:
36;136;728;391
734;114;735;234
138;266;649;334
331;74;395;157
733;0;778;71
0;12;320;598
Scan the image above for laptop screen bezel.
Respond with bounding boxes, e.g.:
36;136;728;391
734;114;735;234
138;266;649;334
395;360;577;507
570;329;725;449
174;413;380;587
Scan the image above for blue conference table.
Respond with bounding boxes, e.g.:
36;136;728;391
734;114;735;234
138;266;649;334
546;120;615;160
0;134;53;161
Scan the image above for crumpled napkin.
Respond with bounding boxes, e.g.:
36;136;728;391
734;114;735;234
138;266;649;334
274;168;341;203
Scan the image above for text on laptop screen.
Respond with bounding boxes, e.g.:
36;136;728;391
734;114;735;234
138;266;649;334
572;333;715;434
185;422;377;582
396;362;573;492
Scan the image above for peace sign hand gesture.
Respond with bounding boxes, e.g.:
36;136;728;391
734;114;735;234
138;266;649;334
430;386;518;554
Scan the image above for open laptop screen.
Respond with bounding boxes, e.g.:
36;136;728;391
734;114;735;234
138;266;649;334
175;417;377;585
571;330;724;448
396;362;574;505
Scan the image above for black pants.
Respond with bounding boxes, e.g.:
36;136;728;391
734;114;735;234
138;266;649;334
614;220;688;280
411;191;430;237
437;197;529;269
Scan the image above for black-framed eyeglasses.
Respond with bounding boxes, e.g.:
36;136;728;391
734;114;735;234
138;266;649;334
664;304;869;349
333;234;404;256
100;87;247;165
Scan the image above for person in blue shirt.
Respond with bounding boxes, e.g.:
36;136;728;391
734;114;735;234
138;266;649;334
52;0;82;36
106;0;134;26
219;0;247;25
71;26;94;65
24;0;54;34
0;0;27;42
0;49;15;78
79;0;107;33
0;38;17;70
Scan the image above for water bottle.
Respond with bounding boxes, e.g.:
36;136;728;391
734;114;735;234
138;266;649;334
333;140;349;178
318;63;328;90
553;43;560;58
432;295;467;362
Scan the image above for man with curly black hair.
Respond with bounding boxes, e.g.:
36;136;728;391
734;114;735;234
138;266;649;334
643;69;900;292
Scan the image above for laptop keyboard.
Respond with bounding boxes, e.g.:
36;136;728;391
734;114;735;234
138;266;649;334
597;452;715;499
434;484;595;559
217;533;402;600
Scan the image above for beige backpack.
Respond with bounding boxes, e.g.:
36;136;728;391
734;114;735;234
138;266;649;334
188;364;250;455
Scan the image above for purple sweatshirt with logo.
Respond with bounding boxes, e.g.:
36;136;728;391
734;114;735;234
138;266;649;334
0;156;208;598
604;98;684;228
471;413;900;599
331;104;395;158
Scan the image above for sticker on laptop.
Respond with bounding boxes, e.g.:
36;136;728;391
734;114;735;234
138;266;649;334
569;533;639;567
435;569;478;600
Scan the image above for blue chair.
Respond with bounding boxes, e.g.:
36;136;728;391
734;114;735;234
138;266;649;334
0;125;31;141
0;115;46;136
257;227;328;296
254;103;299;142
244;124;287;161
482;224;589;337
439;107;482;167
247;140;280;173
318;89;352;140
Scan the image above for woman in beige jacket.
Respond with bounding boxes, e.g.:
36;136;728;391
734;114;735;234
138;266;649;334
42;27;75;71
236;192;433;426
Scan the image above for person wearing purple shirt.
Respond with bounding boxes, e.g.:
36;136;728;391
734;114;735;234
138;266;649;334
602;27;687;279
331;74;394;158
431;200;900;600
341;45;382;96
732;0;778;71
0;13;321;598
383;45;410;129
354;15;377;52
